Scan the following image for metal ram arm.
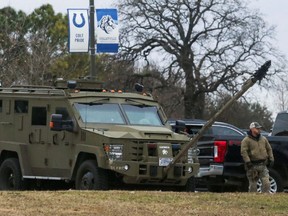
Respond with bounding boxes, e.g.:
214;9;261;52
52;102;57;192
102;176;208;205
163;60;271;177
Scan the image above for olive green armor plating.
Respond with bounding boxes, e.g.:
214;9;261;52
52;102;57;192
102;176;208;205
0;80;199;190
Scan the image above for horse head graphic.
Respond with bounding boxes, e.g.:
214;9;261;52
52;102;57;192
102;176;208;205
99;15;116;34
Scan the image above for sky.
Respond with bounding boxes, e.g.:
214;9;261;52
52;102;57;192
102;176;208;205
250;0;288;57
0;0;116;13
0;0;286;118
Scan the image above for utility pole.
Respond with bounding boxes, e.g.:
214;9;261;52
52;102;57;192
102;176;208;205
89;0;96;79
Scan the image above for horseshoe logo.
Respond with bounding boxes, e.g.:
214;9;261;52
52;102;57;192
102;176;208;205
72;13;85;28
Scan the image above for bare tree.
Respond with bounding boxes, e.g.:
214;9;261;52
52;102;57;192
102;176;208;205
273;78;288;112
118;0;285;118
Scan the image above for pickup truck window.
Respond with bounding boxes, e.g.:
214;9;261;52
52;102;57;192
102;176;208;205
213;126;243;136
187;126;213;135
185;124;244;136
272;112;288;136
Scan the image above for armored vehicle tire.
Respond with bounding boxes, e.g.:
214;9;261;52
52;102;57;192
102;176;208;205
184;177;196;192
75;160;109;190
0;158;25;190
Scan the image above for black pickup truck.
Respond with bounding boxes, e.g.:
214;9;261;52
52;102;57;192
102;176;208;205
171;116;288;193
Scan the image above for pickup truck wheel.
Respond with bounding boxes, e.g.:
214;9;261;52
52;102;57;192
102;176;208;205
75;160;109;190
0;158;25;190
257;169;283;193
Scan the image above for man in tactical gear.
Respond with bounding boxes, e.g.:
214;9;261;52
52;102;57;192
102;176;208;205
241;122;274;193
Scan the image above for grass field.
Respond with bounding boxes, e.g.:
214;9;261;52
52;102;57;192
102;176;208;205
0;190;287;216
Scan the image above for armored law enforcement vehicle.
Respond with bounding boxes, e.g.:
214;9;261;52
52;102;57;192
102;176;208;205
0;79;199;191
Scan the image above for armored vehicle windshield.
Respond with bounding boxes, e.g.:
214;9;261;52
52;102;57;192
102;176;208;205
74;102;163;126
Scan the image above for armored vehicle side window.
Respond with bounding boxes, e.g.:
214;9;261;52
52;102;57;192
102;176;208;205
14;100;28;113
122;104;163;126
32;107;47;125
56;107;71;120
0;100;2;112
74;103;125;124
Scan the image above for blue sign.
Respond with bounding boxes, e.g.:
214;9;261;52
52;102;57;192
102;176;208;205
96;9;119;53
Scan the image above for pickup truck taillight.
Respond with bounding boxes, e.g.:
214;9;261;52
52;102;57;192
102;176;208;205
214;141;227;163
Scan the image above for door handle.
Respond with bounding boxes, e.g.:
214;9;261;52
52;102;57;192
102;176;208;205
29;133;33;144
53;134;59;145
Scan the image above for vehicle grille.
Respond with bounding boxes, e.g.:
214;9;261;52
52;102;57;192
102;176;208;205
126;141;186;162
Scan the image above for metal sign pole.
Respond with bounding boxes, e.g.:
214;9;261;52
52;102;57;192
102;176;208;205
89;0;96;79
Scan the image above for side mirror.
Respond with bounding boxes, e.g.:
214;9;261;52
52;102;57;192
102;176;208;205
50;114;75;132
50;114;63;131
174;120;186;133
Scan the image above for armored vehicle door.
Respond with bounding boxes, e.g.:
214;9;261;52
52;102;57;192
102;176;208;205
27;100;49;176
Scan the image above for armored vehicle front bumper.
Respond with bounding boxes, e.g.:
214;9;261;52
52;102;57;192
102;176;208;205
108;160;199;185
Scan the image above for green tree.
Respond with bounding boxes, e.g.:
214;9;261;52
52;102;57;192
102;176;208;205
0;7;29;86
0;4;68;86
25;4;68;85
117;0;285;119
50;54;90;80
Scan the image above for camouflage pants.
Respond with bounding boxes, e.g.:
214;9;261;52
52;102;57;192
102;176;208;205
246;164;270;193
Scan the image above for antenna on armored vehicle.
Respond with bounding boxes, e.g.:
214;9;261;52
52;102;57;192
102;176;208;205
163;60;272;178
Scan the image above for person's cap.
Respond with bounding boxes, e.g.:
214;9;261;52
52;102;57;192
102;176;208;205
249;122;262;129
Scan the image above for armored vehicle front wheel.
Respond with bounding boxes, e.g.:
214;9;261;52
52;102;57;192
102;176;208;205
0;158;25;190
185;177;196;192
177;176;196;192
75;160;109;190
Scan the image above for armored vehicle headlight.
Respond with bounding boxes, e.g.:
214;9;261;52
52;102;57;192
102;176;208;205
104;144;123;161
124;164;129;171
187;148;194;163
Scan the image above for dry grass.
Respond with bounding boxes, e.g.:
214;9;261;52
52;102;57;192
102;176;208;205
0;190;287;216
